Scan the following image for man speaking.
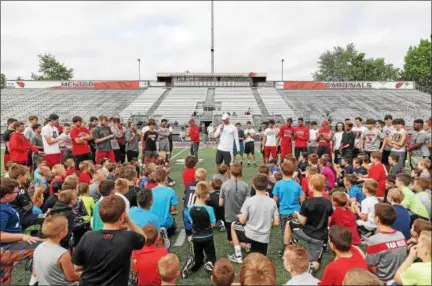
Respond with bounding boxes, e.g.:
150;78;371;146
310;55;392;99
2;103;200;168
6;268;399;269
213;114;240;167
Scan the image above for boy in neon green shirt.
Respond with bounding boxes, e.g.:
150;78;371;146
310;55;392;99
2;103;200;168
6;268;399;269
78;183;95;223
395;231;431;286
396;174;429;219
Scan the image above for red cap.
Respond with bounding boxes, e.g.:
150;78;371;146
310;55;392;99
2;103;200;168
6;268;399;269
188;118;195;124
321;120;329;126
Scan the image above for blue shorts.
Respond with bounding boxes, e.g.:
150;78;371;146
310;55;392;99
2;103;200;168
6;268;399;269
233;142;245;154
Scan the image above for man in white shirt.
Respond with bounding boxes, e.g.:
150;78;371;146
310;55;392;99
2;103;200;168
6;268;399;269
213;114;240;167
263;119;279;163
307;121;319;154
352;117;367;157
244;121;257;167
41;113;62;167
207;124;215;143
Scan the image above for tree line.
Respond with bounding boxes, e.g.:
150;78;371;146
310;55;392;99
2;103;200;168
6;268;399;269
1;39;431;88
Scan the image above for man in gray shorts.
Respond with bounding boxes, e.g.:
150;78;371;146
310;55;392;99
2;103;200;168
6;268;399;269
142;120;158;164
158;119;171;155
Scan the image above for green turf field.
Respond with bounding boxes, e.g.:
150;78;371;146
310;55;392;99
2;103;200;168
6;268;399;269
9;147;350;285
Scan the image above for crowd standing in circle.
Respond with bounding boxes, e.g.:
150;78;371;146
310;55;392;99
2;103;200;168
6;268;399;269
0;112;431;286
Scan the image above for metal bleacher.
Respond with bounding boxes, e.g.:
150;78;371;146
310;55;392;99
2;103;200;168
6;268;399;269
257;87;296;120
0;89;141;126
214;87;259;125
119;88;165;122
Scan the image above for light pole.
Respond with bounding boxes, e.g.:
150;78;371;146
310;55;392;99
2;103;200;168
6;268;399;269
281;59;284;81
138;59;141;81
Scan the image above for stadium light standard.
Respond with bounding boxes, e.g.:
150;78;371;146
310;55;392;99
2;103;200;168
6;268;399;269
281;59;284;81
138;59;141;81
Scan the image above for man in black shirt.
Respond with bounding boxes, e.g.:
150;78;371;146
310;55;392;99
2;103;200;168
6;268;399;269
3;118;18;169
143;120;158;165
72;195;146;286
340;122;355;160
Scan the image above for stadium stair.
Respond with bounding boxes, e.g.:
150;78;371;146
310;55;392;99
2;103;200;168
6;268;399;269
145;88;172;117
251;88;270;118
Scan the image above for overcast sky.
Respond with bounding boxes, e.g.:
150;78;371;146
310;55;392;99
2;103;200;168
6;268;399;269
1;1;431;81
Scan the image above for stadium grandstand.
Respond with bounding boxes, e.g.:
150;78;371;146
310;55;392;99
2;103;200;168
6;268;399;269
1;74;430;136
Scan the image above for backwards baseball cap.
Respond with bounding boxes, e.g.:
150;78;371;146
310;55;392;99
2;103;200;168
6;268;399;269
221;114;230;120
322;120;329;126
47;113;59;121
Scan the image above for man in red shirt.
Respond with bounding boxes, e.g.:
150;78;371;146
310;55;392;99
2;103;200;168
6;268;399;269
133;224;168;286
9;121;40;165
294;117;310;160
279;118;295;160
70;116;93;168
188;118;201;160
317;120;333;157
320;225;367;285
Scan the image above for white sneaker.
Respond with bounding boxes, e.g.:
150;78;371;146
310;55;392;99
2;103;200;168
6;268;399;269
228;254;243;264
160;228;171;249
204;261;214;272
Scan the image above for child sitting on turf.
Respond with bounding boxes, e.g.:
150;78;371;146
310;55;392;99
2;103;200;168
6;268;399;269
41;180;63;213
273;161;305;256
342;268;383;285
65;158;76;177
284;174;333;272
412;177;431;218
158;254;180;286
210;164;229;183
250;164;275;197
389;154;403;175
34;215;81;285
407;218;431;249
183;168;207;236
50;164;67;195
283;245;320;285
239;253;276;286
320;225;367;285
418;159;431;178
77;182;94;223
387;188;411;239
182;156;197;188
318;157;336;191
78;161;93;184
129;189;160;230
228;174;279;263
365;203;407;283
396;174;429;221
92;180;115;231
383;175;396;203
211;258;235;286
352;180;379;234
307;153;319;172
330;192;361;245
207;178;225;232
352;158;368;176
344;174;365;205
273;171;282;182
114;178;131;213
182;182;217;277
219;163;250;244
133;224;168;286
301;166;318;198
269;158;280;175
394;230;431;286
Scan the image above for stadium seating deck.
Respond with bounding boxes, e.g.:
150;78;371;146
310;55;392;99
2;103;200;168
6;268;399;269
214;87;259;125
119;88;165;122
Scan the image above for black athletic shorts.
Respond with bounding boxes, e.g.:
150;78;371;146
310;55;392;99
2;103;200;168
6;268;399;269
245;142;255;155
216;150;232;165
232;222;268;256
277;145;281;155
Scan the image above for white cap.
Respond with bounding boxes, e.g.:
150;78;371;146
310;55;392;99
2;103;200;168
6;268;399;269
221;113;230;120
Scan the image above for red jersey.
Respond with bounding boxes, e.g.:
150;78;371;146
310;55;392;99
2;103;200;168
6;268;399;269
294;125;310;148
145;182;158;189
318;128;332;147
65;167;76;177
70;127;91;155
279;125;295;148
79;171;92;184
182;167;196;188
189;124;200;143
368;162;387;197
330;207;361;245
301;177;309;196
133;245;168;286
9;133;38;163
49;176;64;195
320;246;367;285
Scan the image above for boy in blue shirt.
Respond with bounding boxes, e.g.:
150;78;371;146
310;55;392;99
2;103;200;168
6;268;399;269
344;174;365;205
130;189;160;231
273;161;305;256
353;158;368;176
387;188;411;239
181;181;216;278
150;168;178;237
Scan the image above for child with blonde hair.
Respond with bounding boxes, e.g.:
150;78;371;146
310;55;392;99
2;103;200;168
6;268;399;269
65;158;76;177
115;178;131;213
239;253;276;286
158;253;180;285
283;245;319;285
387;188;411;239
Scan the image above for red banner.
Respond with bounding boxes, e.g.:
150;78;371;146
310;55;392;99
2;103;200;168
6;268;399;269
283;81;326;89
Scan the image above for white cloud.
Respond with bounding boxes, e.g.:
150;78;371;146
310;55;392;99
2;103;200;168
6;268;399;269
1;1;430;80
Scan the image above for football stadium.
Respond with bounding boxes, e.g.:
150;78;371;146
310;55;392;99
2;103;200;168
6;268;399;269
1;1;432;286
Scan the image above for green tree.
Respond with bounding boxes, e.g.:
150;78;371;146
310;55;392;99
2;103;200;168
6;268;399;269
16;76;23;80
31;53;74;80
401;39;432;87
1;73;6;89
313;43;400;81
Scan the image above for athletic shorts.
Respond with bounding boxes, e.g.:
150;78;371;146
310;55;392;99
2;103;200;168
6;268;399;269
280;214;296;234
225;221;233;241
95;150;115;164
289;222;325;262
159;139;171;153
216;150;232;165
44;153;62;167
233;142;244;154
264;146;277;159
277;145;281;155
244;141;255;155
145;150;158;158
232;222;268;256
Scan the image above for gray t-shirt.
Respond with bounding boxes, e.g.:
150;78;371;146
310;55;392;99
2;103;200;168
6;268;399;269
416;192;431;218
285;272;320;286
31;134;43;150
125;129;139;152
24;126;35;141
241;195;278;243
92;126;113;151
363;128;384;152
383;125;395;151
34;242;79;286
211;173;227;183
89;182;100;201
410;130;429;157
220;179;249;223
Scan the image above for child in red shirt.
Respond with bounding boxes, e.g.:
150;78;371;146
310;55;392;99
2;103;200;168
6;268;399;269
330;192;361;245
133;225;168;286
65;158;76;177
320;225;367;285
9;121;39;165
302;166;318;198
317;120;333;157
359;152;387;197
78;160;93;184
182;156;197;189
49;164;66;195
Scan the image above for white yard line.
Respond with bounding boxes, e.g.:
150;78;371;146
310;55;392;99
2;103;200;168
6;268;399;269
173;229;186;247
171;147;188;160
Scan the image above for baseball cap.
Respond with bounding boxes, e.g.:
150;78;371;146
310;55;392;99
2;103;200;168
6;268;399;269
48;113;59;121
221;114;230;120
322;120;329;126
188;118;195;124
